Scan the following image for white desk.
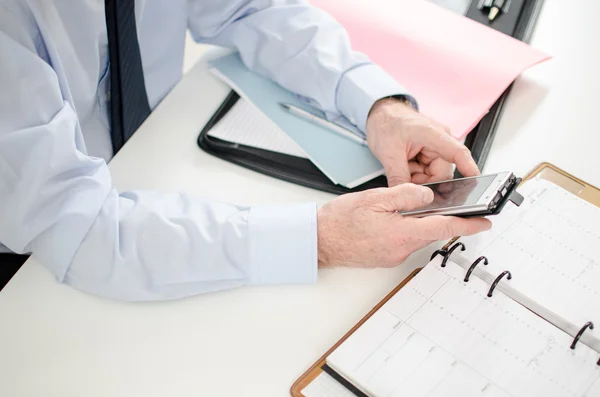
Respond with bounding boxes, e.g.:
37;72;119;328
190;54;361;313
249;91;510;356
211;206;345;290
1;1;599;396
483;0;600;185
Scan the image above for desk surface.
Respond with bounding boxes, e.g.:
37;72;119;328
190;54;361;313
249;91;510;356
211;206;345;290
1;1;599;396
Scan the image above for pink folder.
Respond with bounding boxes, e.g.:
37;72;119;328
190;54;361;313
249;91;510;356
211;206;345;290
311;0;550;138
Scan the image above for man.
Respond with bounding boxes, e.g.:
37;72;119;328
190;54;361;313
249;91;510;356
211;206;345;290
0;0;490;299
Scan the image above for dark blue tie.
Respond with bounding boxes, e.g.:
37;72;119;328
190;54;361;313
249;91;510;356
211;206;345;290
105;0;151;154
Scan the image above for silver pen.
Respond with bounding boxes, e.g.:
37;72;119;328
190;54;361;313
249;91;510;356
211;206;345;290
279;103;368;147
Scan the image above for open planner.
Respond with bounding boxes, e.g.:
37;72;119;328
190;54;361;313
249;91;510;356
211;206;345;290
292;163;600;397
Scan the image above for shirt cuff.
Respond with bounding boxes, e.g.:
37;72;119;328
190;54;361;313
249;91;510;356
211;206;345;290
336;63;418;133
247;203;318;285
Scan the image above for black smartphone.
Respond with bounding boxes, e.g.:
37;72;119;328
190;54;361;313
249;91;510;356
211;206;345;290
400;172;524;218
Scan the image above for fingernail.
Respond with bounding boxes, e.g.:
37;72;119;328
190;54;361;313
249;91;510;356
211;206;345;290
421;186;434;203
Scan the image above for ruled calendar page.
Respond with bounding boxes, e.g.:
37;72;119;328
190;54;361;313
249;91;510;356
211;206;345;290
326;257;600;397
460;178;600;332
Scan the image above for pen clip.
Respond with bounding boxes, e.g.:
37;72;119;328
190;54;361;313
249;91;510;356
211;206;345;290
477;0;510;21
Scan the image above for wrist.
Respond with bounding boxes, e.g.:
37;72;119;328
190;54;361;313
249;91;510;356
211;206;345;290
369;96;415;119
317;206;334;268
367;97;417;140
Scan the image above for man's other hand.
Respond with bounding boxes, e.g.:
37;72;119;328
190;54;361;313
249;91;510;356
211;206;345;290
317;184;491;268
366;98;480;187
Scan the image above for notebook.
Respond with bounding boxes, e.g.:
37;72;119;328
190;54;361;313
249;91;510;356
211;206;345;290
207;99;308;158
293;164;600;397
209;53;384;189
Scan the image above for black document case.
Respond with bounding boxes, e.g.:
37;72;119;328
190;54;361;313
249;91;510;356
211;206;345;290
197;0;545;194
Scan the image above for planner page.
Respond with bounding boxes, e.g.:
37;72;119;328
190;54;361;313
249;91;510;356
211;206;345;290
459;178;600;331
326;257;600;397
207;99;307;158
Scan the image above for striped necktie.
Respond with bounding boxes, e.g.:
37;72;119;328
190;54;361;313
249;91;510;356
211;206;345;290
104;0;151;154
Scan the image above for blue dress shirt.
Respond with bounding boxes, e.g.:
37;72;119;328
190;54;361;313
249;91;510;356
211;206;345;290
0;0;411;300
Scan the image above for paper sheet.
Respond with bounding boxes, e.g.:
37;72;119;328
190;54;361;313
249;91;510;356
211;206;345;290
327;258;600;397
460;178;600;335
207;99;308;158
210;58;385;188
311;0;551;139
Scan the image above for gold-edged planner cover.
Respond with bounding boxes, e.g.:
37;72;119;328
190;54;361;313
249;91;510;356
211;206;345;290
521;162;600;206
291;163;600;397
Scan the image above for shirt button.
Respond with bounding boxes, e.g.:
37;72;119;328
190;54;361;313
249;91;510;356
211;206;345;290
349;117;356;125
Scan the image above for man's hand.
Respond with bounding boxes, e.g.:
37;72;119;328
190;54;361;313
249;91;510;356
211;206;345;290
317;184;491;268
366;98;480;186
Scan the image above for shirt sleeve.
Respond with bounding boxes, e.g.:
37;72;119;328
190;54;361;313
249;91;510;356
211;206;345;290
0;23;316;301
186;0;417;133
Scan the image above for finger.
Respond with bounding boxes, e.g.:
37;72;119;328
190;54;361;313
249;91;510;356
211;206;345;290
384;159;412;187
408;161;426;175
411;173;430;184
414;215;492;240
419;129;480;177
425;158;453;182
377;183;434;212
431;119;452;136
417;152;434;166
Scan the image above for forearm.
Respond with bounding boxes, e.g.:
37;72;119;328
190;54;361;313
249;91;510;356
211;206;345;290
64;191;318;301
0;103;317;301
0;29;318;302
187;0;415;132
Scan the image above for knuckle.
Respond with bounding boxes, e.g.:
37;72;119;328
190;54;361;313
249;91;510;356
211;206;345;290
431;120;451;135
401;113;426;128
427;124;441;135
459;146;472;157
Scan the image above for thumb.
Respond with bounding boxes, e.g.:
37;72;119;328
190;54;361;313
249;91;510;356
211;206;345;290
378;183;434;212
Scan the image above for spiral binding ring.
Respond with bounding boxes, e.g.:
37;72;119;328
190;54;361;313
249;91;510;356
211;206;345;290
570;321;594;350
464;256;489;282
440;242;465;268
430;249;447;261
487;271;512;297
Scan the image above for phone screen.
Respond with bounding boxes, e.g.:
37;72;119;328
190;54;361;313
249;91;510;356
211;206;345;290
422;175;498;210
